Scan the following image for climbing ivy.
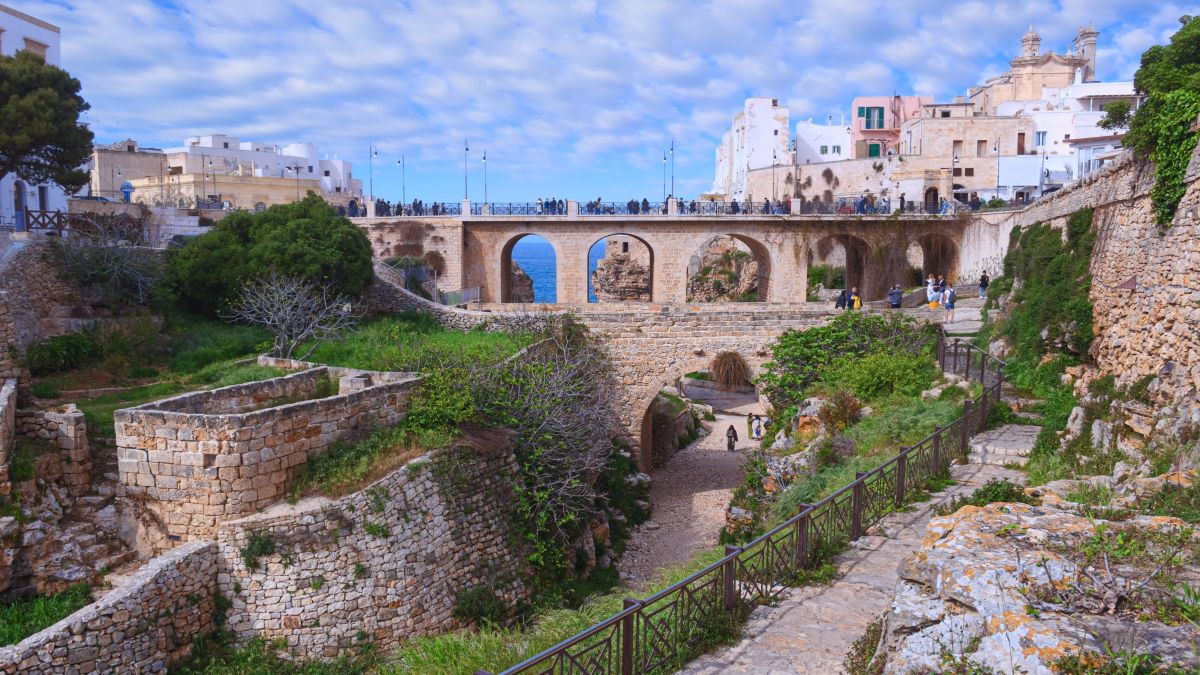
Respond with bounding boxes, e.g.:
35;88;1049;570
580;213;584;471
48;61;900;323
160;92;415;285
1147;90;1200;228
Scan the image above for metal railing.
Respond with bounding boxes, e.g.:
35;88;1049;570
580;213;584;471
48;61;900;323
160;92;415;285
485;334;1004;675
473;203;556;216
580;201;667;216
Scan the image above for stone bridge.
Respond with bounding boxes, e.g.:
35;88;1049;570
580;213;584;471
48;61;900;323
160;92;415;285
356;210;1013;303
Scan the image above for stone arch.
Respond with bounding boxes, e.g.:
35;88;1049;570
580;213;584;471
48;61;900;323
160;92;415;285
500;233;559;303
912;232;961;285
923;187;939;213
586;232;654;303
810;233;883;299
685;233;773;302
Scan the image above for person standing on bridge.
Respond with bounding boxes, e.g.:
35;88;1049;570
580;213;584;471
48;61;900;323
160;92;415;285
726;424;739;452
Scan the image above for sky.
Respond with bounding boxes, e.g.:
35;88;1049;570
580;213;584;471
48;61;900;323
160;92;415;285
16;0;1200;203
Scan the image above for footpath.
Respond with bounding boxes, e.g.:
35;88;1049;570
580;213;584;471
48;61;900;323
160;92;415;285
684;297;1041;674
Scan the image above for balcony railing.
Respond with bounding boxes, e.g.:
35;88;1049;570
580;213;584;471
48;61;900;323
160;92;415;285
483;334;1004;675
580;201;667;216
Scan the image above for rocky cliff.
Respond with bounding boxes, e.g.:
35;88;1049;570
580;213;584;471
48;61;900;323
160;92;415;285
592;236;651;302
510;261;534;303
687;236;759;302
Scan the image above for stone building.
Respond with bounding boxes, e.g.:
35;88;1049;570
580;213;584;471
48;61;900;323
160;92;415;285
86;139;167;201
849;95;932;159
712;98;792;200
969;25;1098;114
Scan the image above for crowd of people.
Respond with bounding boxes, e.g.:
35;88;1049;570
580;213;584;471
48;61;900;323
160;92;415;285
832;271;990;324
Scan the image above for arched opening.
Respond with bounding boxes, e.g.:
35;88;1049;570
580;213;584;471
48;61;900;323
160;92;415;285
686;234;771;302
588;234;653;303
811;233;882;299
12;180;26;231
502;234;557;303
923;187;939;213
254;202;267;213
911;233;961;285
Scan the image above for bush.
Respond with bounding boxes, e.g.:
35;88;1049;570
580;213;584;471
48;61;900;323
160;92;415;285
817;390;862;432
933;478;1038;516
709;351;751;391
168;193;374;315
25;331;103;375
452;586;508;625
820;350;936;401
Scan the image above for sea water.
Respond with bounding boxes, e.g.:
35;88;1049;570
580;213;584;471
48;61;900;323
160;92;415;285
511;236;607;303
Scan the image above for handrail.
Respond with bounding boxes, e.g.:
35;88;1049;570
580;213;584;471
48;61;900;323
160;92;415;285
486;332;1004;675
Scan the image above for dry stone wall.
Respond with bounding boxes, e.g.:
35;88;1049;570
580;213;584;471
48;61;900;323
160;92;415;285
215;444;528;657
13;406;90;497
0;380;13;496
0;540;217;675
115;365;419;551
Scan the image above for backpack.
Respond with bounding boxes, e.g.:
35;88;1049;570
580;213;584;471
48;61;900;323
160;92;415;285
853;296;862;310
946;289;956;305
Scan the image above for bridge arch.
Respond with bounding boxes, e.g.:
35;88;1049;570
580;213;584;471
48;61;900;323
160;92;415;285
587;233;655;303
911;232;961;285
810;233;881;299
500;233;560;303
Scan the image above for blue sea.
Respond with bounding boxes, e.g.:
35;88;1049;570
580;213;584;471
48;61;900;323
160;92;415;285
511;236;606;303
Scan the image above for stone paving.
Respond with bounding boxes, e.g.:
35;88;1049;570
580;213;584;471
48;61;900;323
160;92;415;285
968;423;1041;466
682;461;1025;675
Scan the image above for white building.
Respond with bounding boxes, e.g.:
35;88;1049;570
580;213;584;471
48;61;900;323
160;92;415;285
996;74;1140;189
0;4;69;231
711;98;791;200
793;118;850;165
166;134;361;197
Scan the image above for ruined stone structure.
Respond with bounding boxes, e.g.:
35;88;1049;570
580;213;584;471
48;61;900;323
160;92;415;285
592;236;652;302
510;261;535;303
116;364;419;552
14;406;90;498
215;443;528;655
0;380;13;496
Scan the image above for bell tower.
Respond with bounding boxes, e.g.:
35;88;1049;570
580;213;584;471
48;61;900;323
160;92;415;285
1021;25;1041;58
1072;24;1099;82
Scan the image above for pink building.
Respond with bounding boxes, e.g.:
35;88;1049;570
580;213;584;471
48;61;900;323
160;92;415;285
850;95;932;158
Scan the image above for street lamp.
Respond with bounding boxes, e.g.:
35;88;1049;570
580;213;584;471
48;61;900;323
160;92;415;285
397;156;406;212
463;140;469;201
369;142;378;212
670;138;675;199
772;149;778;202
109;167;121;199
482;150;487;205
285;163;301;201
662;151;667;202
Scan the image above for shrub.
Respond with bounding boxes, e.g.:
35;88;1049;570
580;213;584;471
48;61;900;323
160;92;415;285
239;533;276;570
821;350;936;401
0;583;92;646
709;351;751;391
933;478;1037;516
452;586;508;625
25;331;103;375
168;193;374;315
817;390;863;432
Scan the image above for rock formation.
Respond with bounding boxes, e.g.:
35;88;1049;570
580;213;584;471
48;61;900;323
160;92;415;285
687;236;759;302
592;237;651;302
510;261;534;303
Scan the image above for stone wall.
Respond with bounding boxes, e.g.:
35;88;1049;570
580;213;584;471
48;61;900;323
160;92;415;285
357;217;465;290
13;406;90;497
0;380;13;496
215;443;528;657
115;366;419;551
0;540;217;674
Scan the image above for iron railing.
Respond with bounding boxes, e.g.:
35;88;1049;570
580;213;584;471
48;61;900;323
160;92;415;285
473;203;552;216
484;334;1004;675
580;201;667;216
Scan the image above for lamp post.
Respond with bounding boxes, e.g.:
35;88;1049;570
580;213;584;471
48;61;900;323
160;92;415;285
772;150;777;202
463;140;469;201
670;138;675;199
482;150;487;206
1038;150;1047;198
286;163;301;201
369;142;377;211
397;156;406;212
662;151;667;202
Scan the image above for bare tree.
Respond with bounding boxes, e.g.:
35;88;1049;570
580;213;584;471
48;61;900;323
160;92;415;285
53;213;163;306
225;272;357;360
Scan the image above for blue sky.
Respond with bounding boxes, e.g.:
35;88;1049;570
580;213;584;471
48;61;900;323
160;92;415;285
18;0;1200;202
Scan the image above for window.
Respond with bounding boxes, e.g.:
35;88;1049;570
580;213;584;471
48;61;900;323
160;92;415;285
953;167;963;177
940;110;951;118
868;143;881;158
773;129;779;136
832;145;841;154
1035;131;1047;147
976;140;987;157
965;168;975;177
323;170;330;177
859;106;885;129
622;242;629;253
222;142;229;149
308;165;313;173
22;38;48;59
1064;134;1070;140
952;140;963;156
820;145;828;155
37;186;48;211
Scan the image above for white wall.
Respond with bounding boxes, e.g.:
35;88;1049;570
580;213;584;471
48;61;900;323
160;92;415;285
711;98;790;200
794;120;850;165
167;136;358;195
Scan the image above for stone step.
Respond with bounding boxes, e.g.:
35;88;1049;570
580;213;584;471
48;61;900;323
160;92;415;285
969;451;1028;467
1014;411;1043;421
967;424;1041;461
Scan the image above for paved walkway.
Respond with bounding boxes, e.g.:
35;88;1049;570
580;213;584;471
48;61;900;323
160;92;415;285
969;423;1041;466
682;460;1025;674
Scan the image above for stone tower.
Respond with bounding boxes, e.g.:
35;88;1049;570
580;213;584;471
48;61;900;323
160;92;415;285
1072;23;1099;82
1021;25;1041;57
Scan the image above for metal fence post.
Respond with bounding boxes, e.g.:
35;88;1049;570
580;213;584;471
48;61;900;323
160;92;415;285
961;400;972;457
937;331;945;371
621;599;639;675
951;341;958;375
794;507;811;569
851;472;866;539
932;427;942;473
895;449;908;506
723;546;740;612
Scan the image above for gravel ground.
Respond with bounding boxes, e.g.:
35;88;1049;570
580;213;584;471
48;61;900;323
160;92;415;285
619;412;758;587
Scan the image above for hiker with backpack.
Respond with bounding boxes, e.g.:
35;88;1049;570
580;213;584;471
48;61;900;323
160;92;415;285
943;284;957;323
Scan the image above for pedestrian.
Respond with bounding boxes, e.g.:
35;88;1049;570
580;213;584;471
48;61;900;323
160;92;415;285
752;415;763;440
899;193;906;211
943;284;957;323
536;197;543;214
848;286;861;311
887;284;903;309
979;271;989;299
835;288;848;309
937;275;947;296
726;424;739;452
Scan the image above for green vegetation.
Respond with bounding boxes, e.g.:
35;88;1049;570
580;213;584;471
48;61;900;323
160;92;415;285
452;586;509;625
25;331;105;376
933;478;1038;517
818;350;937;401
0;51;93;193
239;534;277;571
843;616;884;675
288;426;453;501
808;264;846;291
0;583;92;646
1140;482;1200;523
1101;16;1200;228
760;312;936;411
9;437;58;482
174;637;369;675
167;193;374;315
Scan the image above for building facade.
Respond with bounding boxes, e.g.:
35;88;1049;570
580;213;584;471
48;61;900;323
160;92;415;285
88;140;166;201
849;95;931;159
0;4;69;231
793;119;851;165
711;98;791;200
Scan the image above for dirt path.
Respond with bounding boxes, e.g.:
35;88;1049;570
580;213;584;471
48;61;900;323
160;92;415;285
619;412;759;587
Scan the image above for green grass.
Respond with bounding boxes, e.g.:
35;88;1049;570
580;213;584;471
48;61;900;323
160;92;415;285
288;425;456;501
685;370;712;381
1139;482;1200;523
0;583;92;646
76;362;285;439
304;313;536;373
174;636;370;675
9;437;59;481
166;316;272;374
655;391;690;416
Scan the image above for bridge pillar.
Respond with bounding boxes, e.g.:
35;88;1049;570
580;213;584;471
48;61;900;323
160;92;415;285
558;246;589;303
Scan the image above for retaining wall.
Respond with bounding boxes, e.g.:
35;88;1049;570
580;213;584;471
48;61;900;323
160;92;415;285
0;541;217;674
115;366;419;551
216;443;528;657
13;406;89;497
0;380;13;496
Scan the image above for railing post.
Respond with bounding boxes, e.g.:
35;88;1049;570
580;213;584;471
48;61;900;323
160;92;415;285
793;506;811;569
895;449;908;507
932;427;942;474
961;400;972;457
851;473;866;539
937;331;945;371
621;598;638;675
978;351;987;384
723;545;740;612
951;341;959;375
